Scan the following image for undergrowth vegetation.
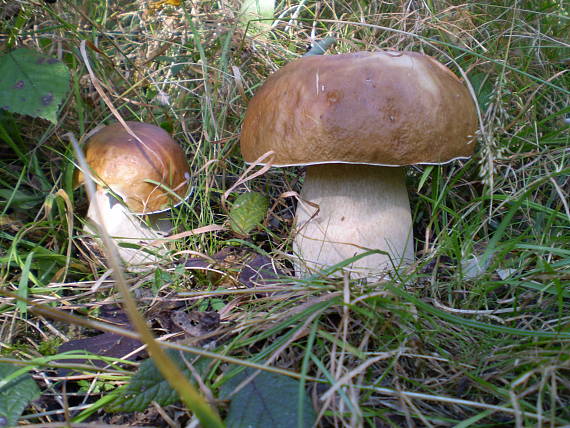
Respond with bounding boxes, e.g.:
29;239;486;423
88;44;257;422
0;0;568;426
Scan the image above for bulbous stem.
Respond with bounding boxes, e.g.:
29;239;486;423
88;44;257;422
293;164;414;277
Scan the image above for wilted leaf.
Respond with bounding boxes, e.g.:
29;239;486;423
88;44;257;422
0;363;41;427
0;48;70;123
238;254;285;288
57;305;143;375
220;368;317;428
170;310;220;346
461;254;492;279
183;247;289;291
148;0;181;13
496;268;517;280
57;333;143;374
229;192;269;236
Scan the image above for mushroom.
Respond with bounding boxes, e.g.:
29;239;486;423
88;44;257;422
240;51;478;277
74;121;191;267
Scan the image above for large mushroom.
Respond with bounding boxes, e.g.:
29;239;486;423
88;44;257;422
240;51;478;277
74;121;191;267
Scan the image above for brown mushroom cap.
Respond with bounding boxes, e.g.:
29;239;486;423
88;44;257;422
74;121;190;214
240;51;478;166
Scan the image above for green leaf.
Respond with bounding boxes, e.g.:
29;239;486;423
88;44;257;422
468;71;493;112
0;48;70;123
107;350;210;413
220;368;317;428
229;191;269;236
0;363;41;427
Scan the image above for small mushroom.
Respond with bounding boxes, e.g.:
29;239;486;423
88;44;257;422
74;121;191;268
240;51;478;277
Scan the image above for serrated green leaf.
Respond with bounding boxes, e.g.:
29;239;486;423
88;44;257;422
0;363;41;427
220;368;317;428
107;350;210;413
229;192;269;236
0;48;70;123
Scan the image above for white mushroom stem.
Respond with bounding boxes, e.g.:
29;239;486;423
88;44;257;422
84;189;169;269
294;164;414;277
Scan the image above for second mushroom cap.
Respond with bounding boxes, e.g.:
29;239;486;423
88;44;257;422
74;121;191;214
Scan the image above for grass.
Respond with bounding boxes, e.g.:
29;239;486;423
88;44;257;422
0;0;569;426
